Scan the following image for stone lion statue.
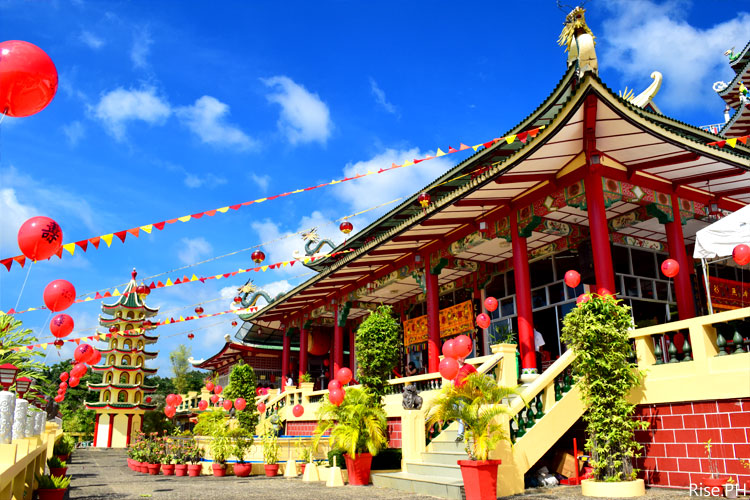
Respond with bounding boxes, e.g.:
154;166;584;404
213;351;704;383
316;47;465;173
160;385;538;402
402;383;423;410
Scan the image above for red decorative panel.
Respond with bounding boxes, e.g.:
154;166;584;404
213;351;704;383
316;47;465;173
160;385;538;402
387;417;402;448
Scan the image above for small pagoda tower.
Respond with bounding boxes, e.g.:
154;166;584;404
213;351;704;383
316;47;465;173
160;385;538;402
716;42;750;137
86;269;159;448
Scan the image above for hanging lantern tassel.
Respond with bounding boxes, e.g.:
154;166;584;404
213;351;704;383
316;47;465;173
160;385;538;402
418;192;431;212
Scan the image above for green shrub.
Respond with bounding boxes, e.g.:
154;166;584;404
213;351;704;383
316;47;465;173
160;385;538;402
47;456;66;468
35;473;71;489
327;448;346;469
299;372;313;383
355;306;401;396
223;362;259;434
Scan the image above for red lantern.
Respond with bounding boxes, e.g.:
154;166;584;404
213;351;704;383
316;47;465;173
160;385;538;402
145;397;152;403
17;216;63;262
214;385;223;395
257;402;266;413
292;404;304;417
454;335;473;358
476;313;491;330
73;344;94;364
328;379;342;392
418;192;431;210
231;321;238;327
339;221;353;235
59;372;68;382
439;357;459;380
234;296;242;303
205;381;215;392
71;363;87;379
329;388;345;406
223;399;233;411
483;297;498;312
109;325;120;333
164;405;176;418
442;339;457;359
335;367;353;385
187;333;194;340
49;314;74;339
660;259;680;278
43;280;76;312
68;377;80;388
251;250;266;264
564;270;581;288
234;398;247;411
195;306;204;315
54;395;64;403
174;395;182;406
323;359;329;367
53;340;64;348
577;294;591;306
88;349;101;366
166;394;177;406
0;40;58;117
733;244;750;266
58;382;67;391
57;388;65;396
198;400;208;411
15;377;32;398
210;394;220;404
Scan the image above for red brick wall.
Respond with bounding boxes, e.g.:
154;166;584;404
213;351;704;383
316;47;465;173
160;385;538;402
285;417;402;448
387;417;402;448
634;398;750;489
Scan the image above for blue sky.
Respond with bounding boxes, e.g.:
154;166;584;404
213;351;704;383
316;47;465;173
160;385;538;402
1;0;748;376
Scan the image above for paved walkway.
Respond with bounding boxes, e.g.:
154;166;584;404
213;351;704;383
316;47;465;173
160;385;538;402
67;448;697;500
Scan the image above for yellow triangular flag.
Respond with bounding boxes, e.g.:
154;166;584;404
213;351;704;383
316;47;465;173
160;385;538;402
214;274;222;279
282;261;288;267
255;198;267;203
191;274;199;281
164;318;171;324
165;278;174;286
330;179;340;184
27;307;37;311
237;269;246;274
303;257;311;264
472;144;482;151
112;288;121;296
41;343;48;350
261;265;269;272
100;334;107;341
505;135;517;144
140;225;153;234
435;148;446;157
84;297;94;302
727;138;738;148
292;189;304;193
402;160;414;167
63;243;76;256
217;207;230;213
178;215;191;222
101;234;114;247
179;316;185;322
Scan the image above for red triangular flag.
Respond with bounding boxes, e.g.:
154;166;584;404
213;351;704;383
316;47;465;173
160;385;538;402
103;292;111;297
459;143;470;150
149;282;156;289
414;159;423;164
13;255;26;267
204;210;217;216
517;132;528;143
1;258;12;271
156;281;164;288
223;273;231;278
95;292;103;299
153;222;166;231
716;141;727;148
230;205;241;210
230;271;238;276
483;141;494;148
165;218;178;224
289;260;295;267
127;227;140;238
528;128;540;137
242;200;254;205
75;240;88;252
7;308;15;314
738;136;748;145
174;278;182;284
267;195;280;201
114;231;127;243
90;237;101;248
191;213;203;219
54;248;63;258
448;146;458;153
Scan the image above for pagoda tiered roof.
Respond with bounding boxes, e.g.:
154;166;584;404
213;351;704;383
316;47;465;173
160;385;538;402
718;41;750;137
84;402;157;411
99;348;158;359
100;271;159;315
88;383;158;392
91;364;158;374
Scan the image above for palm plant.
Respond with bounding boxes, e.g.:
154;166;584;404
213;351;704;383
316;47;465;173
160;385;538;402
262;428;280;465
426;372;519;461
230;428;253;464
314;387;387;458
35;473;71;489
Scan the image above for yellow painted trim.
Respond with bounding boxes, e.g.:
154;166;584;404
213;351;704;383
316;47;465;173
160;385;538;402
582;478;645;497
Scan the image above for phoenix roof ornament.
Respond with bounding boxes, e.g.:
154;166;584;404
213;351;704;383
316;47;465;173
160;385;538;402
558;6;598;75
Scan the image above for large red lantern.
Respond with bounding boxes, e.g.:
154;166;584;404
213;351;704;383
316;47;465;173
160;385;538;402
70;363;87;379
564;270;581;288
214;385;223;395
439;357;459;380
257;402;266;413
164;405;176;418
335;367;353;385
292;404;304;417
251;250;266;264
198;400;208;411
58;382;67;391
223;399;233;411
17;216;63;261
49;314;74;339
454;335;473;358
88;349;101;366
418;192;431;210
54;395;64;403
442;339;457;359
43;280;76;312
68;377;80;388
194;306;204;315
205;381;215;392
0;40;58;117
660;259;680;278
308;330;331;356
73;344;95;364
210;394;220;404
329;388;345;406
733;244;750;266
328;379;342;392
234;398;247;411
476;313;491;330
165;394;177;406
483;297;498;312
339;221;353;235
59;372;68;382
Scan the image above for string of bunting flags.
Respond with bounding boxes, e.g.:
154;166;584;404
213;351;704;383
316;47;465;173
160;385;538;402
0;127;546;272
706;134;749;148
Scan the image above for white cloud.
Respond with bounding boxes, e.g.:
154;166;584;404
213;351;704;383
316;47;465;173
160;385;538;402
177;237;213;265
62;120;85;146
369;77;398;116
600;0;750;110
0;188;36;254
79;30;104;50
184;172;227;189
262;76;332;145
176;96;256;150
92;87;171;140
250;173;270;191
130;26;153;69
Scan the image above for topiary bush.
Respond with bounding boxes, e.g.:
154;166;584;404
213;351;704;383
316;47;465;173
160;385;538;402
561;293;647;482
355;305;401;396
223;361;259;434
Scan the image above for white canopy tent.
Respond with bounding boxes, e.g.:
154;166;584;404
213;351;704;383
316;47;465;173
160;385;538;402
693;204;750;313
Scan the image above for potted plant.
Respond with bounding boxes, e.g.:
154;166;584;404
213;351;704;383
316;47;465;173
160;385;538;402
146;435;164;475
426;372;518;500
210;430;231;477
315;387;387;486
231;429;254;477
701;439;729;492
46;456;67;477
262;427;280;477
185;439;204;477
35;473;70;500
53;435;73;463
173;438;189;476
299;372;314;392
296;437;313;474
161;437;176;476
561;293;648;497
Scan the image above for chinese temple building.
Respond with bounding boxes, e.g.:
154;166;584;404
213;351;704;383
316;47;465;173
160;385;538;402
86;269;158;448
715;41;750;138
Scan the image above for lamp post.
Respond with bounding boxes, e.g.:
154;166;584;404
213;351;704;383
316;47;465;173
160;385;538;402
0;363;19;444
15;377;32;398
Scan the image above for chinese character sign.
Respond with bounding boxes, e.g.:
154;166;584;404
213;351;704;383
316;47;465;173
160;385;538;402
404;300;475;348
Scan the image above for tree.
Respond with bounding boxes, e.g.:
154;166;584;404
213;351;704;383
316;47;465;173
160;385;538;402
170;344;193;394
38;361;101;435
223;361;259;433
355;305;401;396
0;315;48;381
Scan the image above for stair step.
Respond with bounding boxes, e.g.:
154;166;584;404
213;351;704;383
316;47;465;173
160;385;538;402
372;471;464;500
405;460;463;480
429;439;467;453
421;450;468;465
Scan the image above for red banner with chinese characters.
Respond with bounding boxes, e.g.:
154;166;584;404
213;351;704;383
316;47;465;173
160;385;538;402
403;300;475;350
709;276;748;310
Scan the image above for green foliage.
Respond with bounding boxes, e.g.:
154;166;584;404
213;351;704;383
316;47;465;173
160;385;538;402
223;361;259;433
0;315;47;379
231;428;254;464
47;456;66;468
355;305;401;395
35;473;70;489
40;361;100;436
180;437;203;464
53;436;74;456
314;387;387;458
170;345;193;394
327;448;346;469
426;372;518;461
194;409;230;464
262;428;279;464
299;372;312;383
561;294;647;482
296;437;313;463
142;409;176;436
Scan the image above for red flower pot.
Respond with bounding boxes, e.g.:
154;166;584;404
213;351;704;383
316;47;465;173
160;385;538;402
127;458;133;469
137;462;147;473
701;477;729;496
212;463;226;477
187;464;202;477
264;464;279;477
147;463;161;475
175;464;188;476
344;453;372;486
300;463;306;475
56;454;70;463
234;463;252;477
457;460;501;500
36;488;67;500
161;464;175;476
49;466;68;476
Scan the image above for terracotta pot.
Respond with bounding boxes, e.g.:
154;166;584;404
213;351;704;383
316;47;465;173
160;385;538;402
175;464;188;476
161;464;175;476
36;488;67;500
147;463;161;475
234;463;252;477
344;453;372;486
187;464;202;477
264;464;279;477
457;460;501;500
49;466;67;476
212;463;226;477
127;458;133;469
300;463;306;475
138;462;148;473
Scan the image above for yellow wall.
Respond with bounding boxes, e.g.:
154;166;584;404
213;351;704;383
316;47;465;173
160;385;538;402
111;413;129;448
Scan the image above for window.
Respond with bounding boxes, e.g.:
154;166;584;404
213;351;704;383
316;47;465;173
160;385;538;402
529;258;553;288
108;355;116;365
119;373;129;384
137;341;144;350
106;372;113;383
123;340;131;350
135;373;142;385
121;355;131;365
117;390;128;403
135;392;142;404
631;249;656;278
136;356;143;367
127;311;134;319
103;390;111;402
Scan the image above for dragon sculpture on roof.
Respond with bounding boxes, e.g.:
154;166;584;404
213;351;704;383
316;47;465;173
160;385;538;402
558;5;598;75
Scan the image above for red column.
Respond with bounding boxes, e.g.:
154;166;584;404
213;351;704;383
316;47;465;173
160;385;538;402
299;328;308;382
106;413;114;448
126;414;133;446
348;327;355;369
511;213;536;372
281;332;291;392
425;261;440;373
584;169;616;294
93;413;101;447
333;303;344;374
666;194;696;320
